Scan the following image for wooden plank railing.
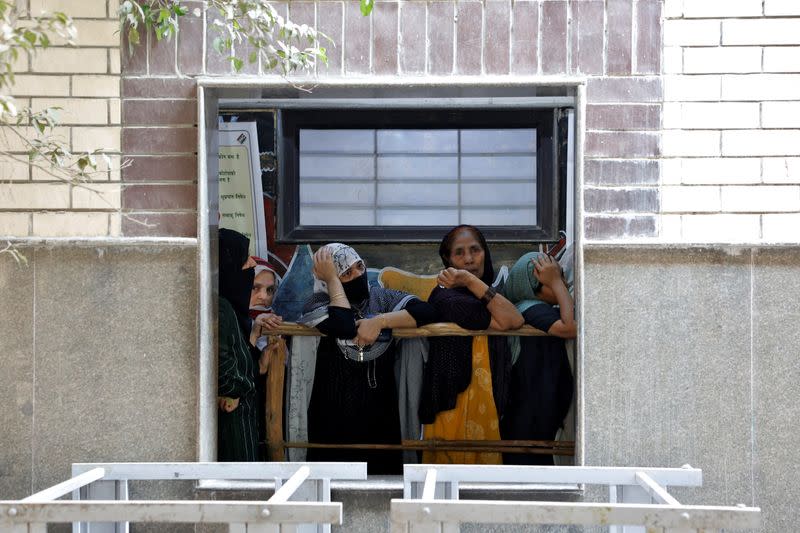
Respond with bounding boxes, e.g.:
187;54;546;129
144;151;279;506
261;323;574;461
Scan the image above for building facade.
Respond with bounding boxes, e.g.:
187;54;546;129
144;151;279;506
1;0;799;531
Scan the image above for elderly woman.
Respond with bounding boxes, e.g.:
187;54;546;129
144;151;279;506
419;225;524;464
298;243;437;474
500;251;576;465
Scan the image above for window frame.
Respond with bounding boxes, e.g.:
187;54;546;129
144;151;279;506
197;78;587;473
277;106;563;243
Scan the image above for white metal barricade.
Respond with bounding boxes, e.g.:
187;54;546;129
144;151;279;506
0;462;366;533
392;464;760;533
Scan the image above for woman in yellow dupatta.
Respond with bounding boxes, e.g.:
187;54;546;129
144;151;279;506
419;225;524;464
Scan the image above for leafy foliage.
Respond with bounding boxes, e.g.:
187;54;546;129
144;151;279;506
119;0;334;75
0;0;112;184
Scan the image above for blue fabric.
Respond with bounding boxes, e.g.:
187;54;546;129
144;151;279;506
271;245;315;322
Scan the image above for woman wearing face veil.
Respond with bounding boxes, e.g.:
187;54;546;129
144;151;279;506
217;228;259;462
298;243;437;474
419;225;524;464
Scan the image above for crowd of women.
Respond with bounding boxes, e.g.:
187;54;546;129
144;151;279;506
217;224;576;471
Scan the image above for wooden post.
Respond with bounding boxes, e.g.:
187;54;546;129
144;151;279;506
265;336;287;461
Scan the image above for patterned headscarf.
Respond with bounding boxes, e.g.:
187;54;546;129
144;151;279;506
312;243;364;294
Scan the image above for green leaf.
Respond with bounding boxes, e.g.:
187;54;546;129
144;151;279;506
248;50;257;64
212;36;224;54
230;56;244;71
360;0;374;17
128;26;140;46
23;30;37;45
158;8;170;23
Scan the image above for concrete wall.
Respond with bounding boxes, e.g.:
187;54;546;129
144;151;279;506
2;243;799;532
0;242;197;498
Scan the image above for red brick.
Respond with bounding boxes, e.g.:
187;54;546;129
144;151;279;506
149;30;176;75
123;127;197;154
122;155;197;182
585;131;660;158
541;1;567;74
456;1;482;74
485;1;510;74
584;187;659;213
584;159;659;186
635;0;661;74
317;2;343;76
177;1;204;75
122;212;197;237
344;0;370;74
428;1;454;75
121;26;146;75
123;184;197;210
571;0;604;75
511;1;538;74
374;2;399;75
123;100;197;126
586;104;661;131
122;78;196;99
587;77;662;103
399;2;425;74
606;0;632;75
585;215;656;239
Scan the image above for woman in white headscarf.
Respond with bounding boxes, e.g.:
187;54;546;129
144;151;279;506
299;243;437;474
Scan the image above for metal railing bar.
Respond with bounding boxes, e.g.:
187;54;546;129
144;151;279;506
401;465;702;487
421;470;437;501
635;471;681;506
21;468;106;503
268;467;311;504
70;462;367;481
389;500;760;529
0;501;341;524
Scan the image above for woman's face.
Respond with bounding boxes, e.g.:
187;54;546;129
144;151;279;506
250;270;276;308
339;260;366;283
447;229;485;279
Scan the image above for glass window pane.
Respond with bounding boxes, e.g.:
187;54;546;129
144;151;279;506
300;129;374;153
377;182;458;207
461;155;537;180
300;181;375;205
300;207;375;226
462;207;537;226
378;155;459;180
460;128;537;153
377;208;460;226
300;155;374;179
297;127;539;230
461;182;536;207
377;130;459;153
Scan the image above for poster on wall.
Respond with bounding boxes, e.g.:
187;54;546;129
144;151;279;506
218;121;267;258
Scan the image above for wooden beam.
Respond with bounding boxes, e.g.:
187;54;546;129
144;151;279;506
262;322;549;338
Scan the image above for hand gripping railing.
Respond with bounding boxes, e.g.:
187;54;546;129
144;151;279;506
391;464;760;533
0;462;366;533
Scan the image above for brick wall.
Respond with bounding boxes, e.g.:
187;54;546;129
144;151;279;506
4;0;799;243
0;0;121;237
120;0;664;240
661;0;800;242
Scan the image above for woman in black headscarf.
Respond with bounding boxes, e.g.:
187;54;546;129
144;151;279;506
217;228;258;462
296;243;437;474
419;225;523;464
